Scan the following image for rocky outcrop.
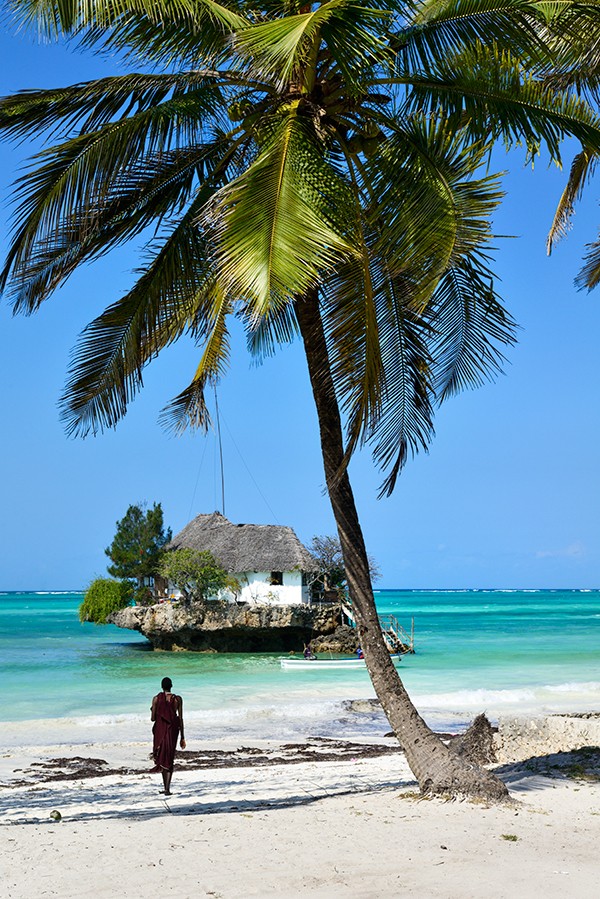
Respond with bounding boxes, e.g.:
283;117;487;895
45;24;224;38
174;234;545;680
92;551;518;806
109;600;341;652
311;625;359;654
493;712;600;763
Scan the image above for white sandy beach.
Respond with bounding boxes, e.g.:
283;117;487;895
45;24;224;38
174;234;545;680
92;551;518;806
1;723;599;899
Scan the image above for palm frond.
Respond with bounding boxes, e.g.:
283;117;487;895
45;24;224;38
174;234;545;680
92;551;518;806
320;2;396;88
245;302;298;360
575;235;600;288
233;1;342;83
12;0;246;37
324;142;386;466
370;122;512;406
427;256;517;402
1;86;229;311
365;118;501;308
78;12;237;67
1;145;216;310
324;253;384;464
534;3;600;90
59;207;211;437
547;146;597;252
368;270;435;498
160;282;231;434
401;0;557;72
403;41;600;162
0;71;227;142
404;0;600;83
212;104;357;320
321;118;508;491
57;123;253;436
234;0;391;86
323;248;435;496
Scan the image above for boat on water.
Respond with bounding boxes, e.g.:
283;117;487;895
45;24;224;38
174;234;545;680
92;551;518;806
280;655;402;670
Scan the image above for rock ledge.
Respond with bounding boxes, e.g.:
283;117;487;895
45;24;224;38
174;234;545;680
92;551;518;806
110;600;341;651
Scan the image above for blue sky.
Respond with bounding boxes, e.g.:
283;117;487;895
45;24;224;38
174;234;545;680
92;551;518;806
0;25;599;591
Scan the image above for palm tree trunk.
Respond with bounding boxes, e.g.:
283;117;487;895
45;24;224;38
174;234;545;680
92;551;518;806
295;289;507;801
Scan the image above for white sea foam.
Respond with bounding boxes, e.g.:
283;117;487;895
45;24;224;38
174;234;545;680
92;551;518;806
411;680;600;724
3;678;598;752
415;686;537;708
544;681;600;694
1;696;362;746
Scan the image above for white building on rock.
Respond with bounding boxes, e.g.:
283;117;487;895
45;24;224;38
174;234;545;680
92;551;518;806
167;512;315;605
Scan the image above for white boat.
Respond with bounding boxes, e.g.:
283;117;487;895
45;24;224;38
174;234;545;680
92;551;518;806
280;655;402;670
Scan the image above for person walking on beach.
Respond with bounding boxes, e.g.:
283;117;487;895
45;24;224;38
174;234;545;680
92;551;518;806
150;676;186;795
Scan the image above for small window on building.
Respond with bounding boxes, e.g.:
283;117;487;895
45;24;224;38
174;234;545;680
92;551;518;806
269;571;283;586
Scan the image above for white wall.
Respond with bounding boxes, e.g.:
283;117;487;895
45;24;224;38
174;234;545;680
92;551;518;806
223;570;309;605
164;570;310;605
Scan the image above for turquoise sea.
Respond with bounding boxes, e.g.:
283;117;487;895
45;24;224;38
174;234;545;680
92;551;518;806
1;590;599;748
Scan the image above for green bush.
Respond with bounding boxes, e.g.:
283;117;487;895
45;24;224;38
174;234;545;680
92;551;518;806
79;578;133;624
159;548;228;602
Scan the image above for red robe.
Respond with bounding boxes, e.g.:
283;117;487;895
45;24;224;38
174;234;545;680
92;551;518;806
151;693;181;772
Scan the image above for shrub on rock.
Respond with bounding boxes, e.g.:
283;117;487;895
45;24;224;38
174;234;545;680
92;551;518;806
79;578;133;624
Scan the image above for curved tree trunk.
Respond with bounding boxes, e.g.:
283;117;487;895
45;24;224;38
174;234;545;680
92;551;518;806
295;289;508;801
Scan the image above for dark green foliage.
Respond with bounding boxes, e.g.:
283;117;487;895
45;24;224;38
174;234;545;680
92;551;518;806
79;577;133;624
159;548;228;602
105;502;172;584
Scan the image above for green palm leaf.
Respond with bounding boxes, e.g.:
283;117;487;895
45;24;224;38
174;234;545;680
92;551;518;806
159;283;232;434
59;207;210;437
58;127;252;436
321;118;509;491
368;271;435;498
245;303;299;360
366;119;501;305
403;41;600;160
14;0;246;36
402;0;557;71
0;71;229;140
427;257;517;402
323;250;434;495
1;84;231;311
234;0;391;86
1;145;215;311
211;103;357;319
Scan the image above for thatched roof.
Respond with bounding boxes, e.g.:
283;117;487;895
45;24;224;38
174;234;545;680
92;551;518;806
168;512;315;573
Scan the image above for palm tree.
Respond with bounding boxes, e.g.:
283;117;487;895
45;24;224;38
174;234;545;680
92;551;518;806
2;0;600;799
